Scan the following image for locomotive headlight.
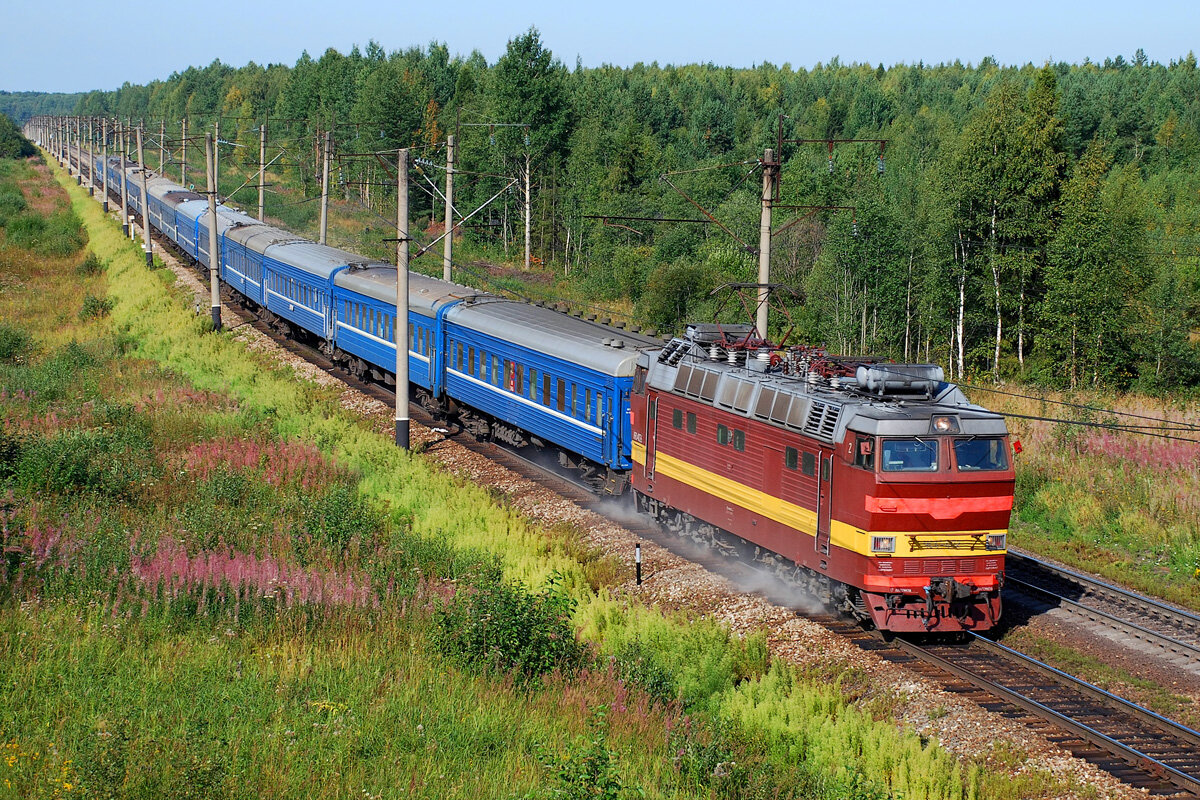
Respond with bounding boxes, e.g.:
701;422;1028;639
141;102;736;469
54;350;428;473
871;536;896;554
986;533;1007;551
930;415;960;434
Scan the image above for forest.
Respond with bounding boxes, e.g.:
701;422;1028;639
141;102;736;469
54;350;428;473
64;32;1200;390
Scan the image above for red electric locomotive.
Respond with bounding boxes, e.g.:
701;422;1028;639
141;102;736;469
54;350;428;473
630;324;1015;634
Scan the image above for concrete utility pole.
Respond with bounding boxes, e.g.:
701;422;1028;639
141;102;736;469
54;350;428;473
258;123;266;222
395;148;410;450
523;151;531;270
443;134;455;282
87;117;95;196
137;126;153;266
319;130;330;244
756;148;777;341
119;120;131;238
214;119;220;196
180;119;187;185
160;120;166;172
206;133;222;331
101;118;109;212
72;117;80;182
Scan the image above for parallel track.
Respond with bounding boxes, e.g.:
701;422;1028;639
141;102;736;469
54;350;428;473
1006;551;1200;673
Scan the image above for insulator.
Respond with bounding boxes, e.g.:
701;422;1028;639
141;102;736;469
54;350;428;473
877;155;885;174
827;156;834;174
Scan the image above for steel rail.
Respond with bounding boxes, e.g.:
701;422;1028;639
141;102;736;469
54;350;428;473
1005;575;1200;666
1009;549;1200;628
896;634;1200;795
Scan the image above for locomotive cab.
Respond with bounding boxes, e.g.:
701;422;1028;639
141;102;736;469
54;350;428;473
836;409;1014;633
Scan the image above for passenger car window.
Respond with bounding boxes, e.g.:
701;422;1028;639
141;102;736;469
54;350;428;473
954;438;1009;471
880;439;939;472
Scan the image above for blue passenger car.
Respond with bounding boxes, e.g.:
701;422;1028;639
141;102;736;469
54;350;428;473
443;301;658;470
259;241;360;338
332;267;478;392
223;224;298;307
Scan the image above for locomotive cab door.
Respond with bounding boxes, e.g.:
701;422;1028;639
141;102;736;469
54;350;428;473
816;451;833;557
644;396;658;479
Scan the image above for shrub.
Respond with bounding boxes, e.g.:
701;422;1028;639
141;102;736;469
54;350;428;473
79;293;114;320
76;251;105;276
11;413;155;498
435;575;584;682
0;323;32;363
0;187;26;225
611;637;675;704
302;484;382;552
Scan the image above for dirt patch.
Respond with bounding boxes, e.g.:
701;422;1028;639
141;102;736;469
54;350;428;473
20;160;68;216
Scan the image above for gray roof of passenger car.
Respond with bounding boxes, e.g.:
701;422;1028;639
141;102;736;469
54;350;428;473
225;222;302;251
445;298;660;376
334;266;485;317
258;240;374;280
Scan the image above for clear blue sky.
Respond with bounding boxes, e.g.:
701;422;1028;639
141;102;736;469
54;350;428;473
4;0;1198;93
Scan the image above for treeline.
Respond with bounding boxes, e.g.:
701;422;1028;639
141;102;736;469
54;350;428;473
1;90;84;124
69;33;1200;389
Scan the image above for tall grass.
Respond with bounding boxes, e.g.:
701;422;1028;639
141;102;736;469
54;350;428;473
974;386;1200;609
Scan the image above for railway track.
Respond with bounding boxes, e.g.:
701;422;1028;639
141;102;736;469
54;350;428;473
1006;551;1200;675
886;630;1200;797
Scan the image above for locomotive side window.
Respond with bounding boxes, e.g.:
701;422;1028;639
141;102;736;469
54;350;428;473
672;408;683;429
802;451;816;477
954;438;1009;471
853;436;875;470
687;412;697;434
880;438;939;472
785;447;798;470
733;429;745;452
717;424;730;446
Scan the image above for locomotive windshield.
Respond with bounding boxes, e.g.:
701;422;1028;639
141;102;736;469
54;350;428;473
880;438;939;472
953;437;1009;471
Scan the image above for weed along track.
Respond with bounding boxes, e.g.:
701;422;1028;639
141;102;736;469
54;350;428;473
62;155;1182;800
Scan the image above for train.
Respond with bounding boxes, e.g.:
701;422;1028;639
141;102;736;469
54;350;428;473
69;146;1015;634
